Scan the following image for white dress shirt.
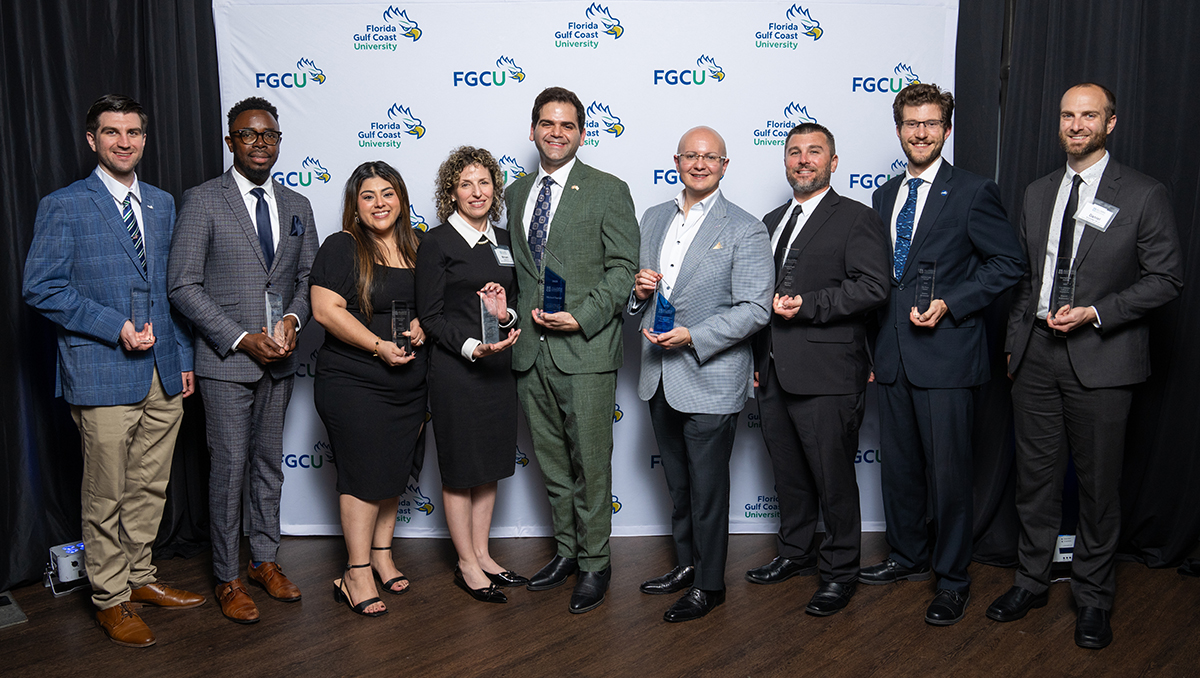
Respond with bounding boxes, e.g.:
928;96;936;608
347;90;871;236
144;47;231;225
888;155;944;247
447;212;516;361
95;166;144;243
658;189;721;300
521;157;577;259
1035;152;1110;323
771;186;832;256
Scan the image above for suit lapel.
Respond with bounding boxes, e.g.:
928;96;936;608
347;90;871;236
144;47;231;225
904;162;952;279
646;202;672;273
1074;162;1120;267
87;173;147;280
272;180;299;277
674;195;727;294
1028;168;1065;283
223;171;269;272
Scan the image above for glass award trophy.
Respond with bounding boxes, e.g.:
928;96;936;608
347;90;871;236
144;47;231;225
541;249;566;315
392;300;412;352
915;261;936;315
480;291;502;345
652;285;675;334
130;283;150;332
1052;257;1076;313
265;290;286;346
780;247;800;293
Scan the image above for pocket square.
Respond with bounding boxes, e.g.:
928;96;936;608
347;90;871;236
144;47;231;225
712;242;723;250
291;215;305;236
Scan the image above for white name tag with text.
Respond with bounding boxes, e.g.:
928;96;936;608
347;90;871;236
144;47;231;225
1075;199;1119;232
492;245;515;267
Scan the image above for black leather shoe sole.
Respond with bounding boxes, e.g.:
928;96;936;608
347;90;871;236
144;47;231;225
640;567;695;595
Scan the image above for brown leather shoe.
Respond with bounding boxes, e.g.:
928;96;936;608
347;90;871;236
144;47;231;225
130;582;206;609
96;602;155;647
215;578;260;624
247;562;302;602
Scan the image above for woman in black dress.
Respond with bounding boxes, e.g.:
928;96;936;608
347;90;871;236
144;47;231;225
311;161;426;616
416;147;523;603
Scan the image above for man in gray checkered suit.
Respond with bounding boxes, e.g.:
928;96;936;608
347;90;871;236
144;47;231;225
627;126;773;623
168;97;318;624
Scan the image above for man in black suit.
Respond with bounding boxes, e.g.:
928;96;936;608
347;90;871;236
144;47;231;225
746;123;890;616
863;83;1024;625
986;83;1182;649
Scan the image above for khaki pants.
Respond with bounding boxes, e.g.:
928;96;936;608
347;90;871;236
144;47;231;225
71;368;183;610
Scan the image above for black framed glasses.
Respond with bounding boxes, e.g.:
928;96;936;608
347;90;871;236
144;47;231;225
231;128;282;145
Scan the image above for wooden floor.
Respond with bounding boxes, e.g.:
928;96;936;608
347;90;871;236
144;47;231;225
3;534;1198;677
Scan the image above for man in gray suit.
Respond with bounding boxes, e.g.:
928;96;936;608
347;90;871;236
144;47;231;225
628;126;773;622
987;83;1182;649
169;97;319;624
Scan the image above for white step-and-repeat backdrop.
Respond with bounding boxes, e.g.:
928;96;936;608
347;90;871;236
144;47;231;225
211;0;959;538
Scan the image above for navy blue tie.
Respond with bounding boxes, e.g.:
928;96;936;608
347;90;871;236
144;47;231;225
251;187;274;270
894;178;923;279
527;176;554;270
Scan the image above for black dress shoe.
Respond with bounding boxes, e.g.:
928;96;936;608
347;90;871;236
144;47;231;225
805;581;856;616
454;567;507;604
925;589;970;625
985;586;1048;622
568;567;611;614
745;556;818;585
1075;606;1113;649
663;587;725;623
527;555;578;591
485;570;530;588
859;558;932;585
640;565;695;595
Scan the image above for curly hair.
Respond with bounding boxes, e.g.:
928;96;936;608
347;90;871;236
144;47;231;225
433;146;505;224
892;83;954;128
340;161;419;322
227;96;279;132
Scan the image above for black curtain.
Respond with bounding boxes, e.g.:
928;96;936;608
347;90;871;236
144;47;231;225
0;0;223;591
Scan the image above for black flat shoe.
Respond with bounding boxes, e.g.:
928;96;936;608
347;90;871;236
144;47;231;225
745;556;817;585
805;581;856;616
370;547;409;595
925;589;969;626
485;570;530;588
333;564;387;617
527;555;578;591
640;565;695;595
569;567;610;614
663;587;725;623
1075;606;1112;649
985;586;1047;622
454;567;507;604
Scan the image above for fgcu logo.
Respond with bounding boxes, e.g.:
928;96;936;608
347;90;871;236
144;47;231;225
754;4;823;49
410;205;429;232
745;495;780;519
397;485;434;524
613;402;623;423
286;441;334;469
855;448;882;463
753;102;818;147
515;447;529;467
359;104;424;149
255;58;326;88
853;62;921;93
499;155;528;186
654;55;725;86
611;494;622;514
850;159;908;191
453;55;525;87
583;102;623;148
353;6;420;52
295;348;319;378
272;156;331;188
555;3;622;49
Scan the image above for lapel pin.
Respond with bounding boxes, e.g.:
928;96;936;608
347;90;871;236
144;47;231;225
940;190;948;196
570;185;579;190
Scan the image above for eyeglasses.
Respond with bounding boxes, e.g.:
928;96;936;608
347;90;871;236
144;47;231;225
231;128;283;145
676;152;727;166
900;120;945;132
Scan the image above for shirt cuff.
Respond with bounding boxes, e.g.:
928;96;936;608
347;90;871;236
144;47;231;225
285;313;302;331
1090;305;1102;328
461;338;482;362
499;308;517;329
232;331;249;352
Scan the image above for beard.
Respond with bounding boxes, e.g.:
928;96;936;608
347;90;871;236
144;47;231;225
787;163;831;195
1059;126;1107;157
235;157;272;185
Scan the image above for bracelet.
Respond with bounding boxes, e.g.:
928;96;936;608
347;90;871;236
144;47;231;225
373;339;380;357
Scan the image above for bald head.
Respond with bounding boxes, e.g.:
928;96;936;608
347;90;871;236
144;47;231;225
674;126;729;207
677;126;727;156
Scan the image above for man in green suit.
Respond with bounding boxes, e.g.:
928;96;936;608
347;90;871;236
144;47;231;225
506;86;639;613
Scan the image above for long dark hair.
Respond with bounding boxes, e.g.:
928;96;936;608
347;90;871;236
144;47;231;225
340;161;419;322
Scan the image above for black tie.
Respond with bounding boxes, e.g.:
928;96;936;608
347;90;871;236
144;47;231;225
773;204;803;273
1050;174;1083;304
251;187;274;270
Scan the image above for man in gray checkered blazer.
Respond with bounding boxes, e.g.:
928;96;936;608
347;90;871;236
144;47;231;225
627;126;773;623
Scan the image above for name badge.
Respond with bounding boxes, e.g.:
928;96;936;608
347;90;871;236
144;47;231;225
492;245;515;267
1075;199;1119;232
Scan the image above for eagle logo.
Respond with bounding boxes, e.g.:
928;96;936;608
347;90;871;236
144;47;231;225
296;58;325;85
787;5;823;40
387;104;425;139
496;56;525;82
891;158;909;174
894;62;921;86
611;495;622;514
410;205;429;232
383;6;422;41
586;3;623;39
313;440;335;465
783;102;818;124
586;102;624;137
515;447;529;467
613;402;623;423
407;485;434;515
697;55;725;82
301;157;330;184
498;155;527;185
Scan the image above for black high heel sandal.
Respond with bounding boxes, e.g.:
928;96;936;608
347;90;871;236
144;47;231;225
370;546;410;595
333;564;387;617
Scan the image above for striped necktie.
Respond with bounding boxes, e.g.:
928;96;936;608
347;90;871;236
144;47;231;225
122;193;146;272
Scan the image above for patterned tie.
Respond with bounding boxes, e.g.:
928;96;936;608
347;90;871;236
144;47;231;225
773;204;803;274
122;193;146;272
893;177;923;279
527;176;554;270
250;187;274;270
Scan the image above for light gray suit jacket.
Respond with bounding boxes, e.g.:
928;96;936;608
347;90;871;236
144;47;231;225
168;169;319;382
628;192;773;415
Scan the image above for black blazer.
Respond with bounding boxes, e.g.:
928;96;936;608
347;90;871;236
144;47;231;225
1005;160;1182;388
754;189;890;395
871;161;1025;389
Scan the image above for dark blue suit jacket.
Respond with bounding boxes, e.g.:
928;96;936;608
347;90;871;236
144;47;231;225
871;161;1024;389
23;170;193;406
